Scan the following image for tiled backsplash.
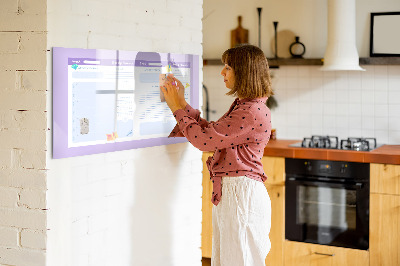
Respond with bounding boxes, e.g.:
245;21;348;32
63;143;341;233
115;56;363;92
203;65;400;145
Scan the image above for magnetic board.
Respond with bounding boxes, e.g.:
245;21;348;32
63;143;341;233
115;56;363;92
52;47;200;158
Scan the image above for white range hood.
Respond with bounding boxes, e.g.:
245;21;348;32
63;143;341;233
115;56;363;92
320;0;365;71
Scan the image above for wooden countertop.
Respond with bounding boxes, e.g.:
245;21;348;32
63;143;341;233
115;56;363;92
263;139;400;165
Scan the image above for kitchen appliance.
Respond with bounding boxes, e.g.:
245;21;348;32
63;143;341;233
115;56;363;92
289;135;380;151
285;158;370;250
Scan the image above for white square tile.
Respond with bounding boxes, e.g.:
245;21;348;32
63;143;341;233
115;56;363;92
311;127;324;136
374;117;389;130
310;67;324;77
361;129;375;138
374;130;389;144
311;102;324;113
375;104;389;117
348;103;362;116
298;77;311;89
361;75;374;91
374;78;388;91
362;90;375;104
286;77;299;89
362;116;375;130
348;90;362;103
336;103;349;116
388;131;400;144
323;115;336;129
348;116;362;129
323;103;336;115
310;77;324;90
388;117;400;131
323;87;336;103
336;128;349;140
374;90;388;104
388;91;400;104
388;65;400;76
389;104;400;117
322;70;335;78
335;73;349;90
311;87;323;101
285;66;298;77
311;114;324;128
298;102;312;115
374;65;388;78
298;67;311;78
336;90;349;103
388;76;400;91
348;75;362;91
361;104;375;116
349;128;362;137
336;115;348;128
322;127;337;136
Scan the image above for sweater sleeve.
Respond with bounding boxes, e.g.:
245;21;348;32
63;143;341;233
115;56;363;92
168;104;210;137
172;106;257;152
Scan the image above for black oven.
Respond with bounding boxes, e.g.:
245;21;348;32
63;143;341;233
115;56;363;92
285;158;369;250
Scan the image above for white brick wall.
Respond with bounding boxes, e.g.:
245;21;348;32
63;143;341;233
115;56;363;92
46;1;203;266
0;0;48;265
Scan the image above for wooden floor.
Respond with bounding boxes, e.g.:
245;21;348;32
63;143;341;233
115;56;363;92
202;257;211;266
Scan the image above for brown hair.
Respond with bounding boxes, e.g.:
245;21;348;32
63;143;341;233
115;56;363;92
221;44;273;99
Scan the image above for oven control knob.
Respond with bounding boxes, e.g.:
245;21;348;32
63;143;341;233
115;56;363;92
340;164;347;174
304;161;312;171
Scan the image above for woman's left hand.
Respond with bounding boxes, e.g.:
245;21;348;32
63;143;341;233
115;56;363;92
160;75;183;113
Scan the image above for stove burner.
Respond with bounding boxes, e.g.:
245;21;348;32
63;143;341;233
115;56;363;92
301;135;339;149
295;136;378;151
340;137;377;151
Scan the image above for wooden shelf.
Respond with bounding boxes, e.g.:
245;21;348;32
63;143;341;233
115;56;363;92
203;57;400;67
203;58;323;67
359;57;400;65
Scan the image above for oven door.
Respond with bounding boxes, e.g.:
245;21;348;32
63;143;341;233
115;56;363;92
285;177;369;250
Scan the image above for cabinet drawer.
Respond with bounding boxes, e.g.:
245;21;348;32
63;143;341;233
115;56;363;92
284;241;369;266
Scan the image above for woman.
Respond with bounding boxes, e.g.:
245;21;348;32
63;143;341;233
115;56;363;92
161;44;273;266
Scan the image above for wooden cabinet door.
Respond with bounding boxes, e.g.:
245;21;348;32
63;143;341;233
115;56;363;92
262;156;285;186
370;193;400;266
201;152;213;258
264;184;284;266
370;163;400;195
284;241;369;266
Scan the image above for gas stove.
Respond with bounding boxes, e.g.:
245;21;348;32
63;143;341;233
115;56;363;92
289;135;381;151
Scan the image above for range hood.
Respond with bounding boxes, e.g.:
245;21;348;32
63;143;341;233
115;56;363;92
320;0;365;71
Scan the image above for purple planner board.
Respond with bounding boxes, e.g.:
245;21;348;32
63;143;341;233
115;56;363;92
52;47;200;159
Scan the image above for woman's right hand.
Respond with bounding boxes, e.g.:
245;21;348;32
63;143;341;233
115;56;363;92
167;74;187;108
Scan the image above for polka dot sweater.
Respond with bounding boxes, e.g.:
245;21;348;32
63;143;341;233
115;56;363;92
169;97;272;206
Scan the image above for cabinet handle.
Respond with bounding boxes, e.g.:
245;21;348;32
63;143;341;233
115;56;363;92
314;252;335;257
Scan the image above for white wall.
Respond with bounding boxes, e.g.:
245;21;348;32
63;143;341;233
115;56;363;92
46;0;203;266
0;0;48;265
203;0;400;58
203;0;400;145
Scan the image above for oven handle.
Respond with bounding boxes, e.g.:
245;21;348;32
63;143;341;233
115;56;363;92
286;177;364;189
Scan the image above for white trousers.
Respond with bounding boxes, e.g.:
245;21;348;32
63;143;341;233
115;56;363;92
212;176;271;266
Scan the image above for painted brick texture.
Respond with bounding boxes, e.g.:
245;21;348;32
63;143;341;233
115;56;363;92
0;0;48;265
46;0;203;266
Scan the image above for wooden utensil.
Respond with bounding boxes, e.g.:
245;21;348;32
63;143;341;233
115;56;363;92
231;16;249;48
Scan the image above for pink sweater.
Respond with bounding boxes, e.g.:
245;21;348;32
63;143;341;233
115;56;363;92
169;97;271;205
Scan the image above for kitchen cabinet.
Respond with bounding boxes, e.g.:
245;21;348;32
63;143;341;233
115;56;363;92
201;152;213;258
261;156;285;266
284;241;369;266
201;154;286;266
370;163;400;266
